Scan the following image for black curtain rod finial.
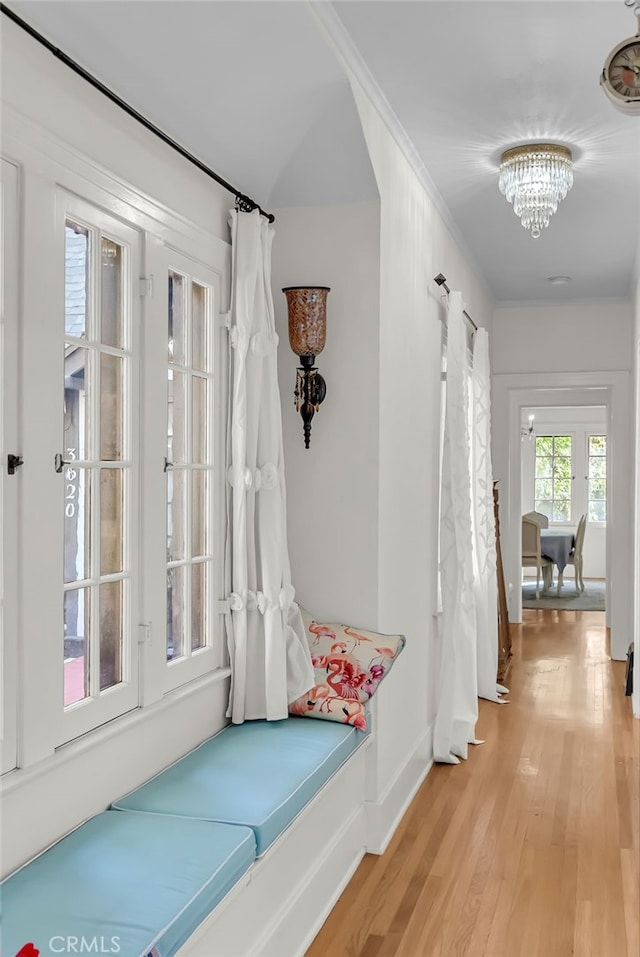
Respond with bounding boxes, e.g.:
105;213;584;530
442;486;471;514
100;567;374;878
433;272;478;332
234;194;275;223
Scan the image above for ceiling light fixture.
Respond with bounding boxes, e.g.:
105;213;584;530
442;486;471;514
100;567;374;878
498;144;573;239
547;275;572;285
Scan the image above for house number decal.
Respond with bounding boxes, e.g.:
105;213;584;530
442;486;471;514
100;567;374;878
65;448;77;518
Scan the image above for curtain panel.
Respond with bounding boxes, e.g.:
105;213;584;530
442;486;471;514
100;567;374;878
471;330;502;703
225;209;314;724
433;292;480;763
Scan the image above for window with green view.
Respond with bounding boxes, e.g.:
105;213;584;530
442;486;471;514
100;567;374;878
534;435;572;522
587;435;606;522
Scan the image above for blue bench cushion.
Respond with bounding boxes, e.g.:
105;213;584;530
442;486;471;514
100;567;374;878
112;716;365;856
1;810;255;957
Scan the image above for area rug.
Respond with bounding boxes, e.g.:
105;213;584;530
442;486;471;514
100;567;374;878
522;580;605;611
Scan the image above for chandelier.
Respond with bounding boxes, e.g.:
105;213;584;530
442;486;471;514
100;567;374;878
498;144;573;238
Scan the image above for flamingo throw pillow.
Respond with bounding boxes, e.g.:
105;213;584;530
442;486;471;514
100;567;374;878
289;608;406;731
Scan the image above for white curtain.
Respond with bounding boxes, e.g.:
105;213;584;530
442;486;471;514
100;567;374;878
433;292;481;763
226;209;314;724
471;331;504;703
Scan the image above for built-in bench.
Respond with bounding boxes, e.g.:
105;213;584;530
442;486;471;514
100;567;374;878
2;716;369;957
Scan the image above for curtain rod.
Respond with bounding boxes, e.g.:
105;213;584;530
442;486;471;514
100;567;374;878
434;273;478;332
0;2;275;224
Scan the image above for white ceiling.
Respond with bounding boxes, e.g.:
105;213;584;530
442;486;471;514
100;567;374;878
6;0;640;305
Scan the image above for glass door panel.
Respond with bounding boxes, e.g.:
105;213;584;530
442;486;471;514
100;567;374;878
63;212;133;714
166;271;214;663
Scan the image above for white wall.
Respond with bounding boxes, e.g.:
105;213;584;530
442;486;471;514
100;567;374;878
492;302;633;375
353;77;494;826
271;65;494;843
271;202;381;627
0;19;230;239
520;406;607;579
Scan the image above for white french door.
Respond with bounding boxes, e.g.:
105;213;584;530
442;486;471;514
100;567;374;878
141;239;226;697
20;189;142;750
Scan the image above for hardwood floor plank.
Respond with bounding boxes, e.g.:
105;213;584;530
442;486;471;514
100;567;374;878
305;610;639;957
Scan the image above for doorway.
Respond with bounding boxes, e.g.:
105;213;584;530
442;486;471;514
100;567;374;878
491;371;632;662
520;404;606;611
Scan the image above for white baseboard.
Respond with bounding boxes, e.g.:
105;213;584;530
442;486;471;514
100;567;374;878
365;723;433;854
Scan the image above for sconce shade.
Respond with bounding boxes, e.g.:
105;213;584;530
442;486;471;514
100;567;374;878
282;286;330;357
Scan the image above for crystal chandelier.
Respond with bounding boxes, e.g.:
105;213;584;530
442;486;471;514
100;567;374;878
498;144;573;238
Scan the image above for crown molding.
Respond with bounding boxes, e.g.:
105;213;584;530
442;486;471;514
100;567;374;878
307;1;490;296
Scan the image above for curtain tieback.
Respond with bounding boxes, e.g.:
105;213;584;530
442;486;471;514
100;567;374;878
227;463;279;491
227;585;295;614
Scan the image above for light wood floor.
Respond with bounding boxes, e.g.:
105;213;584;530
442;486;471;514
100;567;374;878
306;610;639;957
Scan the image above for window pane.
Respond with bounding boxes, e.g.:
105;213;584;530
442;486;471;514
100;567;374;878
65;222;89;339
192;377;207;465
553;501;570;522
589;479;606;500
553;457;571;479
589;457;606;479
64;346;89;461
535;478;552;499
99;580;122;691
535;500;552;519
100;469;123;575
167;565;185;661
553;436;572;455
192;283;208;372
535;456;552;478
167;468;186;562
192;470;206;558
534;434;574;523
64;587;89;706
64;467;90;583
168;272;185;365
101;238;123;349
589;435;606;455
100;353;123;460
168;370;185;464
589;501;606;522
191;562;206;651
535;436;552;456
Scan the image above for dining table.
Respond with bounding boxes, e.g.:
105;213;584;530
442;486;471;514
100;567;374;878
540;528;576;594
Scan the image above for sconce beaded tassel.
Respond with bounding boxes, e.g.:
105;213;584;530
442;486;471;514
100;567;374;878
282;286;330;449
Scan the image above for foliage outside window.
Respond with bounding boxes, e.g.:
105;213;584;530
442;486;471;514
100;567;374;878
534;435;572;522
587;435;607;522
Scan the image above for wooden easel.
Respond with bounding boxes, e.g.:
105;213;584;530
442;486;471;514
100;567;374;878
493;481;512;681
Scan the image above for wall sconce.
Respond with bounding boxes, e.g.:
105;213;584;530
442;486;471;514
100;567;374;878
521;413;536;440
282;286;330;449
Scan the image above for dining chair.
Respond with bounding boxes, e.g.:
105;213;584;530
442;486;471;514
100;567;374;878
563;514;587;594
523;510;549;529
522;515;553;599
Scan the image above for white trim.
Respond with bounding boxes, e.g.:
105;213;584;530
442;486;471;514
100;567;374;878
2;105;231;263
0;667;231;876
492;371;632;661
307;0;487;290
176;742;368;957
365;722;433;854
